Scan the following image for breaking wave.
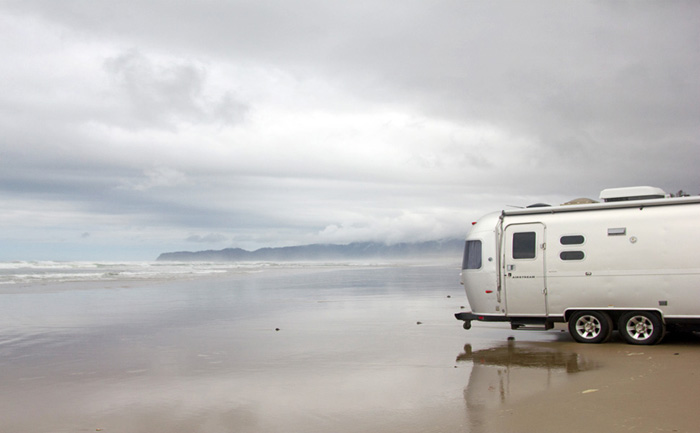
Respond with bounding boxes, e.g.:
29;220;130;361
0;261;272;285
0;260;387;286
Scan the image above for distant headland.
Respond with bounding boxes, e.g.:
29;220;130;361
156;239;464;262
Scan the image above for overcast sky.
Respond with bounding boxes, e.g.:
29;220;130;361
1;1;698;261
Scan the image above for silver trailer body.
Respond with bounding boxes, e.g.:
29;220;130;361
455;188;700;345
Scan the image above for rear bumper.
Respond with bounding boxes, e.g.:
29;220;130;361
454;312;511;329
455;311;511;322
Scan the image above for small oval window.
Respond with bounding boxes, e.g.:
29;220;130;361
560;251;585;261
560;235;585;245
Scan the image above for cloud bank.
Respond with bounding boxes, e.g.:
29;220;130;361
0;1;698;260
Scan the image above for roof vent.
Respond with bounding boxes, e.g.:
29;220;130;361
526;203;551;208
599;186;666;202
562;197;598;205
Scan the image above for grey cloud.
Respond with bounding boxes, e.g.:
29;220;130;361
8;1;698;145
0;0;698;260
104;50;248;129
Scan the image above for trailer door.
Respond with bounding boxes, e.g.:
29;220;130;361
503;223;547;316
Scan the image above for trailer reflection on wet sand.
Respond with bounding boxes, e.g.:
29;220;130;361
457;339;598;431
458;330;700;433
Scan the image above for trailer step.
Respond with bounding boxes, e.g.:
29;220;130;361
511;321;554;331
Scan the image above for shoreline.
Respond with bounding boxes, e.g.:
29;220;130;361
2;265;699;432
0;260;460;293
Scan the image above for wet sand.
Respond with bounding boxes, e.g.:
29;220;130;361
479;330;700;433
1;264;699;432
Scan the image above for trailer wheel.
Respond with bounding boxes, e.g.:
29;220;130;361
568;311;613;344
618;311;665;345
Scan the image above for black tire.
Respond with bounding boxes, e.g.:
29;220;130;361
568;311;613;344
618;311;665;345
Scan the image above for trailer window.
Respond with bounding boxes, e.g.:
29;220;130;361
512;232;536;259
462;240;482;270
560;235;584;245
560;251;585;261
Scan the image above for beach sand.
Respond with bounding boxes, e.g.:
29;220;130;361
1;264;699;432
478;331;700;433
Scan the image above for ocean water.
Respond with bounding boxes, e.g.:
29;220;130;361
0;261;582;433
0;260;291;285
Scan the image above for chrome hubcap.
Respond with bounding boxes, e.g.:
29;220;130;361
575;316;601;339
626;316;653;340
